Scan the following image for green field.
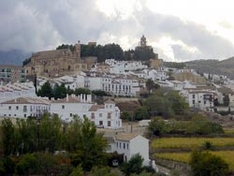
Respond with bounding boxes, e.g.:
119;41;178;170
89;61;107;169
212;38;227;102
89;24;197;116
151;137;234;149
154;151;234;170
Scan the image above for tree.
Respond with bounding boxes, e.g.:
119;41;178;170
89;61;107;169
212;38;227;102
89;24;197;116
66;117;108;173
120;153;144;176
146;79;160;94
134;107;150;121
70;164;84;176
223;94;229;106
147;117;167;137
166;90;189;115
15;153;40;175
38;114;63;153
190;150;229;176
37;81;53;99
0;118;16;156
145;95;173;118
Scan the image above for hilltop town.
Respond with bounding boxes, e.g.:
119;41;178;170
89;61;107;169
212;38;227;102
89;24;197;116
1;36;234;175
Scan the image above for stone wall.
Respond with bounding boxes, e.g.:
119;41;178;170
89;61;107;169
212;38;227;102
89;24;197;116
155;158;191;176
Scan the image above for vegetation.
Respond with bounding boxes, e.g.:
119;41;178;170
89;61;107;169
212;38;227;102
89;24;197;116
56;40;156;63
37;81;111;100
148;114;224;137
151;137;234;149
190;150;229;176
144;88;189;118
154;151;233;171
0;114;108;175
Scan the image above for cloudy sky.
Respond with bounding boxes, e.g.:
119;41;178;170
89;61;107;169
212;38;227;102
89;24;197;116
1;0;234;62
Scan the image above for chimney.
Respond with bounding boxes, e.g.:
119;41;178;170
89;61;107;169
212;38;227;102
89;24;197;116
66;94;69;102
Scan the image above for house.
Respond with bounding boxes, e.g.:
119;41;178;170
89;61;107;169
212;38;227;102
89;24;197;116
180;88;216;112
89;99;122;129
106;132;150;166
50;94;122;129
0;97;50;118
50;94;93;122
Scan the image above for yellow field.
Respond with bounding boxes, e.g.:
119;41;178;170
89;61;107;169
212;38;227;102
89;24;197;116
154;151;234;170
151;137;234;149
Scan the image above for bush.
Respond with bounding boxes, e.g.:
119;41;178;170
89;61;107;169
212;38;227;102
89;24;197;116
190;150;229;176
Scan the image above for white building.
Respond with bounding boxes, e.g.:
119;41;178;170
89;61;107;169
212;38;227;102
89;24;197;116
0;82;36;103
0;97;50;118
85;75;143;97
89;99;122;129
50;94;93;122
106;132;150;166
180;88;215;112
50;94;122;129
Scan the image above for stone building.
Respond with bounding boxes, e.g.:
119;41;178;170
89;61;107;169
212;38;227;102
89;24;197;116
0;65;25;83
24;42;88;78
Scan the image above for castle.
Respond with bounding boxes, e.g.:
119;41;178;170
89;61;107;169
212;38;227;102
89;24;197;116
24;42;92;78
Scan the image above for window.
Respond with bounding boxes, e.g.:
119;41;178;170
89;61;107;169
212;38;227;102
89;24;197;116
91;113;95;119
8;106;11;110
108;121;111;127
99;113;102;117
123;143;125;149
192;94;195;99
108;113;111;119
70;113;72;117
24;114;27;118
62;105;65;109
192;100;195;105
23;105;27;112
127;143;129;149
16;106;19;110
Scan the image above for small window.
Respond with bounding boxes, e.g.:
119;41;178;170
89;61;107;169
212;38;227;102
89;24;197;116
14;114;16;116
123;143;125;149
24;114;27;118
62;105;65;109
70;113;72;117
99;113;102;117
16;106;19;110
8;106;11;110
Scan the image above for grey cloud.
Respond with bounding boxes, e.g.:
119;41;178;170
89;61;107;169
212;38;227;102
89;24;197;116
0;0;234;62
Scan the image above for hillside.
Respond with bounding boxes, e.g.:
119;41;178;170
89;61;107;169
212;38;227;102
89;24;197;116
0;50;30;65
184;57;234;79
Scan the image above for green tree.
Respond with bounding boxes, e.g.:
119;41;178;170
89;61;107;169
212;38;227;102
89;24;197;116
146;79;160;94
53;83;67;99
190;150;229;176
134;107;150;121
166;90;189;115
37;81;53;99
70;118;107;172
145;95;173;118
15;153;40;175
120;153;144;176
74;88;91;96
121;111;132;121
0;119;16;156
38;114;63;152
223;94;229;106
70;164;84;176
148;117;167;137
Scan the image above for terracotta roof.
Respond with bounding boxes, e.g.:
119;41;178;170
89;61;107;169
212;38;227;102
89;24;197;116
104;99;115;104
115;132;139;141
52;96;80;103
1;97;51;105
89;104;104;111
